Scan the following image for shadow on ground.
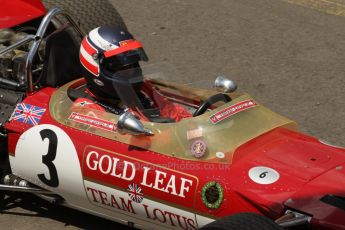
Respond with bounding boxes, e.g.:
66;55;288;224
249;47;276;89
0;193;131;230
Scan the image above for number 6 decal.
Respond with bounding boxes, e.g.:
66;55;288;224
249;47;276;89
248;166;280;185
37;129;59;187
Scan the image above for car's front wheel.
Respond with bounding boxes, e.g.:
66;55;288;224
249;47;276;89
42;0;127;33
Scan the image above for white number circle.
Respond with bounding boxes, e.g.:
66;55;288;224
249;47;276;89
248;166;280;184
11;124;87;203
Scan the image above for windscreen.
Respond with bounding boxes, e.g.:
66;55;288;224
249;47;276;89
50;63;297;163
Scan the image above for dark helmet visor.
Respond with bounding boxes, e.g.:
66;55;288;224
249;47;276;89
103;48;148;72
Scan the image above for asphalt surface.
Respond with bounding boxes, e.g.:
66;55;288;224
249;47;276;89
1;0;345;229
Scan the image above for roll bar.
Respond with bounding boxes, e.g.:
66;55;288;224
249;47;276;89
0;8;85;93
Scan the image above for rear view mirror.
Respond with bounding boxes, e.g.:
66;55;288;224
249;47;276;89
117;111;154;136
214;75;237;93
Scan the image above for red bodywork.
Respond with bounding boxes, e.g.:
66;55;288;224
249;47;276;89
5;86;345;229
2;1;345;229
0;0;46;29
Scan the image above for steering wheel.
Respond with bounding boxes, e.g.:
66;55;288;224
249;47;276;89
193;93;232;117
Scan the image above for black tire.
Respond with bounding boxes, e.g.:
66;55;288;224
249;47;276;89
200;213;283;230
0;137;10;211
42;0;127;33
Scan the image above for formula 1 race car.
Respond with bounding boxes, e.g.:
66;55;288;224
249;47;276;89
1;1;345;230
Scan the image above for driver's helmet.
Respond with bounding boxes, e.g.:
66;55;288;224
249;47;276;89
79;25;148;99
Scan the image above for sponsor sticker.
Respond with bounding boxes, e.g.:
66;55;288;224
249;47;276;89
191;139;207;158
187;128;203;140
11;103;46;126
83;146;197;207
69;112;116;132
209;99;257;124
119;39;134;46
82;147;200;228
127;183;144;203
84;181;198;229
201;181;224;209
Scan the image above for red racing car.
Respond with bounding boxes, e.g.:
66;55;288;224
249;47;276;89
0;1;344;229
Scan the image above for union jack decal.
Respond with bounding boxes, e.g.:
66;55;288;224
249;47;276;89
127;183;144;203
11;103;46;126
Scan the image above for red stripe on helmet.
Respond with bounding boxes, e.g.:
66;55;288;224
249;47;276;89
80;52;99;76
103;40;143;58
82;37;98;55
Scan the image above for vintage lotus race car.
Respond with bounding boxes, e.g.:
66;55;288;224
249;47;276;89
0;0;345;229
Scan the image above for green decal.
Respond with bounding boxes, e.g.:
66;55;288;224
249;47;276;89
201;181;224;209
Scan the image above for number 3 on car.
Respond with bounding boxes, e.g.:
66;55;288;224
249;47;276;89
10;125;88;206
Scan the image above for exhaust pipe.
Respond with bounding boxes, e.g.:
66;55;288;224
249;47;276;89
0;184;53;194
1;174;52;195
275;210;311;228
